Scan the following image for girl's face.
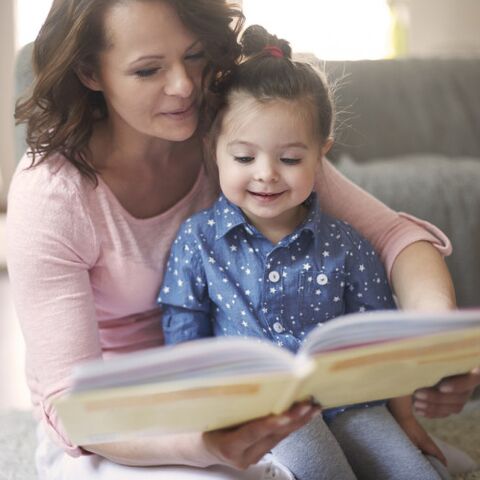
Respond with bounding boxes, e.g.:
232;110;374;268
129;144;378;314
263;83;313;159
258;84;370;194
215;94;332;236
82;0;207;142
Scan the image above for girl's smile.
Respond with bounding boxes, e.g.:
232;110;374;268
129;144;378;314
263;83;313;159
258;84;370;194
215;93;331;241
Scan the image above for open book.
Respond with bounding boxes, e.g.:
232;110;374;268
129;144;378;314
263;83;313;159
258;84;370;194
55;309;480;445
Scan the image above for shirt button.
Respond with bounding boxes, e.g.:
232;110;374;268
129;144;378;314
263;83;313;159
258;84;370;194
316;273;328;285
268;270;280;283
273;322;284;333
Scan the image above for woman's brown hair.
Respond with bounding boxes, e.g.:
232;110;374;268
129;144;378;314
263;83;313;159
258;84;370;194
15;0;244;183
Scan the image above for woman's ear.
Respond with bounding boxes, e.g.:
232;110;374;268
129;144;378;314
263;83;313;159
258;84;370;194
76;63;103;92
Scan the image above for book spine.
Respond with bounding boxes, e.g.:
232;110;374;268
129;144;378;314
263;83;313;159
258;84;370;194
271;355;315;414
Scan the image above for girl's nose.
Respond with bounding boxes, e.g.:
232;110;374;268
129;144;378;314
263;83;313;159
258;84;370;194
164;63;194;98
253;159;279;183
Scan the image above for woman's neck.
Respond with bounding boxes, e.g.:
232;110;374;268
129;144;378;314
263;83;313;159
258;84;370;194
87;120;203;219
90;120;188;173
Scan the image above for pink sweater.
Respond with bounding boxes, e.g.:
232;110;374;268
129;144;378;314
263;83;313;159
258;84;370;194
7;154;450;459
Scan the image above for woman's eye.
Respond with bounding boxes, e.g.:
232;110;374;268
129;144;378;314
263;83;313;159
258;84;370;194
135;68;159;78
233;156;254;164
281;157;301;165
185;51;205;61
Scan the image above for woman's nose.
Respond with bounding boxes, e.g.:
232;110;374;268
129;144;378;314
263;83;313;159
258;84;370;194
164;63;195;98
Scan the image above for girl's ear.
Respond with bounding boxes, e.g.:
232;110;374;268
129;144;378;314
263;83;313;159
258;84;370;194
76;63;103;92
320;137;334;158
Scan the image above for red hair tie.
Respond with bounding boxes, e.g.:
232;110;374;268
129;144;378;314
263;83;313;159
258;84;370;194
263;46;284;58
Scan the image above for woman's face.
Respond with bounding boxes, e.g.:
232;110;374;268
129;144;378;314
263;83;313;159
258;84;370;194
87;0;207;142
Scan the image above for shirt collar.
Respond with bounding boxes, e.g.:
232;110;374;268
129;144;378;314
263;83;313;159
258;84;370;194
213;195;250;240
213;192;323;241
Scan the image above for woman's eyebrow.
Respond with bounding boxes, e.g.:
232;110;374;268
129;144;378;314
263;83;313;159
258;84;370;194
128;40;203;66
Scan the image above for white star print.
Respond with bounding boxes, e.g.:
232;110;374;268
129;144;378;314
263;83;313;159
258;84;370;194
163;286;170;294
230;245;237;252
303;263;311;271
359;264;365;272
207;219;215;226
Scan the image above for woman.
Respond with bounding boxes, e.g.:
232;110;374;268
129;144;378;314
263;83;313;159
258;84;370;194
8;1;479;479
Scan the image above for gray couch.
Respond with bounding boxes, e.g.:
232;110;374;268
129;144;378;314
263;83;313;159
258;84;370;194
15;47;480;306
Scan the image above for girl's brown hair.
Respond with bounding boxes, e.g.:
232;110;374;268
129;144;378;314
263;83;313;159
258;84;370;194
15;0;244;183
206;24;335;163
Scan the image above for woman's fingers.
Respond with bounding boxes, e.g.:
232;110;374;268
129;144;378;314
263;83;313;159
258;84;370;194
202;400;321;469
413;369;480;418
241;403;321;466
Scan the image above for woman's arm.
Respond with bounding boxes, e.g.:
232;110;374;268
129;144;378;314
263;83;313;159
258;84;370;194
316;159;451;277
7;161;320;468
84;402;320;468
391;240;480;417
317;160;480;416
390;241;456;310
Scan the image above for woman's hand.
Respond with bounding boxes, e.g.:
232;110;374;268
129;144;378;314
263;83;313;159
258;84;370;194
413;368;480;418
202;401;321;470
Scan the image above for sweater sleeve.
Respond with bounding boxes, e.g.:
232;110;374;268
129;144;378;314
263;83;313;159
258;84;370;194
316;160;452;277
6;162;101;456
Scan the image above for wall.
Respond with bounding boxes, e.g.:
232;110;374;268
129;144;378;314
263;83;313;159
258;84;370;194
0;0;15;207
392;0;480;57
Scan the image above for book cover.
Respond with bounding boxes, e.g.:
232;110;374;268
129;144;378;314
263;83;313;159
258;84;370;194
55;309;480;444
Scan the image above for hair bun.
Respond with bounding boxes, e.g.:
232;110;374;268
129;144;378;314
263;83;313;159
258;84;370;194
240;24;292;59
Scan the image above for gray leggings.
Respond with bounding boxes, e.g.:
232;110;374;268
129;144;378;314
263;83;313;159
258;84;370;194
272;406;451;480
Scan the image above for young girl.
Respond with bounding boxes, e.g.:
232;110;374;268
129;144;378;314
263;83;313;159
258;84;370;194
158;25;449;480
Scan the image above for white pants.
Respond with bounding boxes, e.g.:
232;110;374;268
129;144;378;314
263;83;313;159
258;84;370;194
35;424;294;480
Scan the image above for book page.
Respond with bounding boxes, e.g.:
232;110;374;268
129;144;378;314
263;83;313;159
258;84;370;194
73;336;296;391
296;325;480;408
300;309;480;356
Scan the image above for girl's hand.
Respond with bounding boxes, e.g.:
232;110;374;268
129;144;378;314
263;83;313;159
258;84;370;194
413;368;480;418
396;415;447;465
202;401;321;470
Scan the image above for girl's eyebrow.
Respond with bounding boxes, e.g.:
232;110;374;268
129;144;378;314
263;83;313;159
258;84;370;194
279;142;308;149
227;140;256;148
129;40;202;66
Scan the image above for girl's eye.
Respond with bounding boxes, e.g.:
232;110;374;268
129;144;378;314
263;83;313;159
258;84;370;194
185;51;205;61
135;68;160;78
233;156;254;164
281;157;301;165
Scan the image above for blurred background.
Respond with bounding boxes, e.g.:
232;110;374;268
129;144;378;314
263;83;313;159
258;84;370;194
1;0;480;409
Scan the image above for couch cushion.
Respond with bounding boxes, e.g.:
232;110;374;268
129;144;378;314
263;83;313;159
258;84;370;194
334;154;480;307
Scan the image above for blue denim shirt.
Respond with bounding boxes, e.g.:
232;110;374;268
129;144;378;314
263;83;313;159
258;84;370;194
158;193;395;419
